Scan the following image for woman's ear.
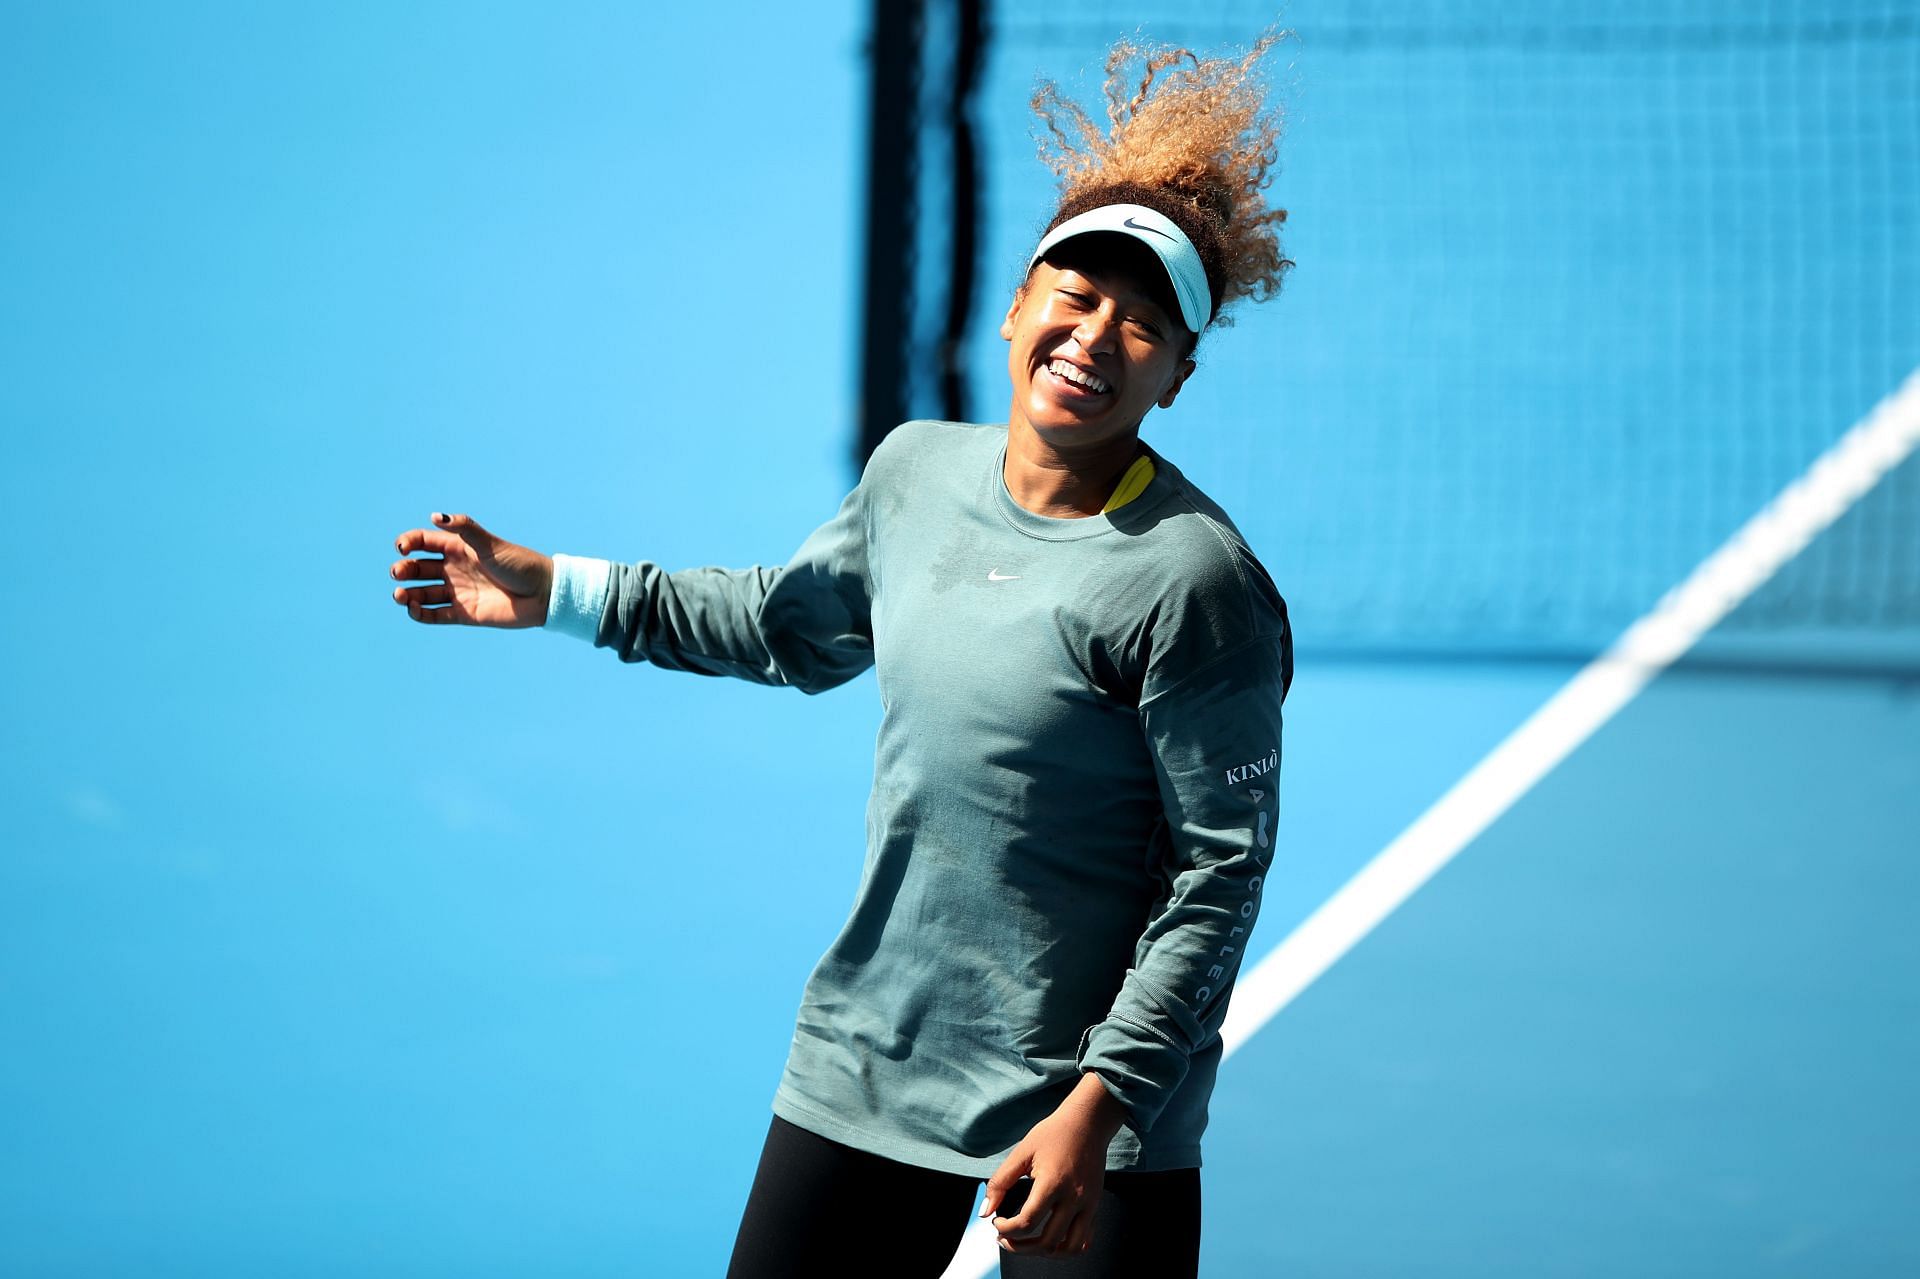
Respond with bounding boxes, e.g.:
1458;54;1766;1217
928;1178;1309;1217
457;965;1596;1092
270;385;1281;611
999;288;1025;341
1157;357;1198;410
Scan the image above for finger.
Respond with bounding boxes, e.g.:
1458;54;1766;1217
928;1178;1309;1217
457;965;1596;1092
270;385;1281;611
996;1197;1054;1242
404;595;466;624
980;1159;1030;1220
434;511;495;545
391;556;450;581
985;1174;1034;1232
393;583;453;608
1059;1207;1094;1256
408;602;461;624
395;528;473;559
1033;1201;1075;1253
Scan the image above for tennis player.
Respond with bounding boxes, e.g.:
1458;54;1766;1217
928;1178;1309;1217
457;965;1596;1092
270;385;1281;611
390;35;1293;1278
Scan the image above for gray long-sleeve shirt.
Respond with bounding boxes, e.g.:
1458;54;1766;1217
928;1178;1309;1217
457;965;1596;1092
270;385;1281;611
544;419;1291;1175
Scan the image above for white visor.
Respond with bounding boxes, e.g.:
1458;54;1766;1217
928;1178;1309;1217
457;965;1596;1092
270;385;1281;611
1027;203;1211;334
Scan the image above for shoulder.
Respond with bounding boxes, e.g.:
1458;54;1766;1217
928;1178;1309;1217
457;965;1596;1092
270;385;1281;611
863;419;1003;482
1125;450;1282;613
849;420;1002;537
1125;453;1292;704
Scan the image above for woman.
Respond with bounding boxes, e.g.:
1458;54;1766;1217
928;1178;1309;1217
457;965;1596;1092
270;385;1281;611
390;35;1293;1277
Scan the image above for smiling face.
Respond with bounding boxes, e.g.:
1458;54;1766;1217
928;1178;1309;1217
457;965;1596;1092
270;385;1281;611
999;235;1198;455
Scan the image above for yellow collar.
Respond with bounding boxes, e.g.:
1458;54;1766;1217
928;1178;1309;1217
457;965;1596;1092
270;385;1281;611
1102;455;1157;513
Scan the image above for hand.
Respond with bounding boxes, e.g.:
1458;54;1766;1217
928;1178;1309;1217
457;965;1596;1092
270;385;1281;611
979;1072;1129;1257
390;512;553;628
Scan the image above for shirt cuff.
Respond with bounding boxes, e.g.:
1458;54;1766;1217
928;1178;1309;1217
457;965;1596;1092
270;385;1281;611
1076;1012;1189;1136
544;553;613;642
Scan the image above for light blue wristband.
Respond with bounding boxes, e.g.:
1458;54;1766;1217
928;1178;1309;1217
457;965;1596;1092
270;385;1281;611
544;553;613;642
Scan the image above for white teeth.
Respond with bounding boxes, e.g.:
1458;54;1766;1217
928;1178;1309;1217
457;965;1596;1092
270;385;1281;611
1048;359;1110;393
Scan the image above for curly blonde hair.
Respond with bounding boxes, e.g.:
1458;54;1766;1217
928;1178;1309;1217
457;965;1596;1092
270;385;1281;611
1031;32;1295;328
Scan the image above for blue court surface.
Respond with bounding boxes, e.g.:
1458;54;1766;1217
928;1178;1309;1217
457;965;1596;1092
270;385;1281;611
1201;583;1920;1276
3;4;1916;1276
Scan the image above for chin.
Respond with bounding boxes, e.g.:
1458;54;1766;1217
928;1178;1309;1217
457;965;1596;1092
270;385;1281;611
1028;393;1112;430
1028;412;1108;440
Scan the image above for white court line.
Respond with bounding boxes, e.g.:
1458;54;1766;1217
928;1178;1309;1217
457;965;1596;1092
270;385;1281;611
944;366;1920;1278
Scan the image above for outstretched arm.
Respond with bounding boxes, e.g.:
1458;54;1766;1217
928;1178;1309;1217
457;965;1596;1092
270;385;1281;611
534;475;876;694
392;455;881;695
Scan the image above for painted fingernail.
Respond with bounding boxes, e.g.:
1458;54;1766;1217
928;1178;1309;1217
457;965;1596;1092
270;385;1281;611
433;512;448;523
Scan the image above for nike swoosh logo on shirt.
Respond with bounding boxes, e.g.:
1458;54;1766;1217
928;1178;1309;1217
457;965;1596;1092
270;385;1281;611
987;569;1021;582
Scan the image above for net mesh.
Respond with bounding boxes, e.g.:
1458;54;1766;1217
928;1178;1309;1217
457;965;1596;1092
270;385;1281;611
909;0;1920;656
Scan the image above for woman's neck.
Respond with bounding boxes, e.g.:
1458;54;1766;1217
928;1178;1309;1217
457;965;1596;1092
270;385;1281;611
1002;419;1144;518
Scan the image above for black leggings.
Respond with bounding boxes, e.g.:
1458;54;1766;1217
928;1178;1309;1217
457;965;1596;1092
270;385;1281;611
725;1114;1201;1279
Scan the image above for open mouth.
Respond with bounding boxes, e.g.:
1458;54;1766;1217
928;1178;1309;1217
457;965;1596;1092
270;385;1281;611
1044;357;1112;397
